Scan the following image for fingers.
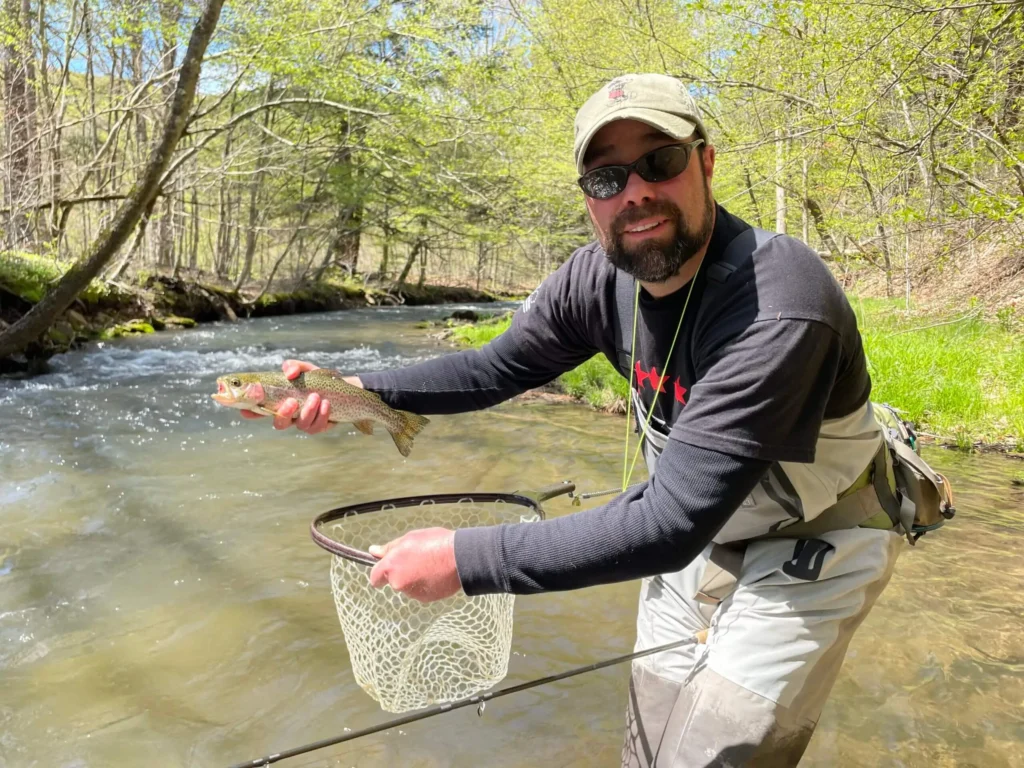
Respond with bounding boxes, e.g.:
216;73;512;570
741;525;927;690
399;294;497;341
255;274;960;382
296;393;322;431
265;396;333;434
305;398;333;434
368;537;398;588
283;358;319;380
273;399;299;430
369;559;389;589
365;530;461;603
368;540;394;559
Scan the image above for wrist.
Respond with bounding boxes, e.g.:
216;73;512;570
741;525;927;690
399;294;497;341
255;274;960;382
453;526;507;595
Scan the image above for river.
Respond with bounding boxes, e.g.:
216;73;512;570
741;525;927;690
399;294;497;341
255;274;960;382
1;304;1022;767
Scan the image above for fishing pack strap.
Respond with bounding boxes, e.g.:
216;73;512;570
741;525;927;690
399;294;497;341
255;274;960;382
612;225;780;357
872;403;957;544
751;441;898;542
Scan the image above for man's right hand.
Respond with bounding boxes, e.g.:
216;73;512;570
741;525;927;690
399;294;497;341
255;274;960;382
240;358;363;435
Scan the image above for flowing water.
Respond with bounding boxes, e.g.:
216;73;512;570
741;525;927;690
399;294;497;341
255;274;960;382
1;305;1022;768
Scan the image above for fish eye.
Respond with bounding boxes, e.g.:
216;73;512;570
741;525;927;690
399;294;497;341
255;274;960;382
230;377;242;387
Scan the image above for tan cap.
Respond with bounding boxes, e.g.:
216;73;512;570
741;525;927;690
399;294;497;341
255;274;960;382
573;73;709;175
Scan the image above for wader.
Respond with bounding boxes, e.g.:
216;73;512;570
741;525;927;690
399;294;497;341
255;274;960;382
615;229;955;767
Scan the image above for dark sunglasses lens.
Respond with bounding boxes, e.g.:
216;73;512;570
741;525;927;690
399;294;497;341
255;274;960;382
637;145;690;183
580;166;628;199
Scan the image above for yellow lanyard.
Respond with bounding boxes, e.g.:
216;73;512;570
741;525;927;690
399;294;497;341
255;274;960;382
621;256;705;492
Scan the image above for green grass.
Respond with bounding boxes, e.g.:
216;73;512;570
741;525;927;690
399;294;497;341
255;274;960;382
449;296;1024;450
451;315;630;411
850;295;1024;449
0;251;109;305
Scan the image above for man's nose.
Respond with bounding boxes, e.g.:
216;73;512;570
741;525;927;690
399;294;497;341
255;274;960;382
620;170;659;206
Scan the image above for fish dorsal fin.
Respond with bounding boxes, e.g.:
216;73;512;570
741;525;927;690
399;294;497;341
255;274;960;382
312;368;347;380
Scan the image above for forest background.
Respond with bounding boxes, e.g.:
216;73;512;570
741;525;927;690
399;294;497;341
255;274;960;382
1;0;1022;444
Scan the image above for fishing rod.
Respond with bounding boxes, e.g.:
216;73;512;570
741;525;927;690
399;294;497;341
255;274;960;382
226;635;698;768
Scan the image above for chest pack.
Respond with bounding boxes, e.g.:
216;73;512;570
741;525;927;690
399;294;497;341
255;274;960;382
612;227;956;548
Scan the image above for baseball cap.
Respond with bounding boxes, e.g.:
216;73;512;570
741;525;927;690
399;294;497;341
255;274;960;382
573;74;710;175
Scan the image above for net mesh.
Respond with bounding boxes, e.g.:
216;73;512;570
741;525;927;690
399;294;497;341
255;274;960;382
325;498;540;713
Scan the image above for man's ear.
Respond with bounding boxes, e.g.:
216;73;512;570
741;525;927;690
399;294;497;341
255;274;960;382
702;145;716;182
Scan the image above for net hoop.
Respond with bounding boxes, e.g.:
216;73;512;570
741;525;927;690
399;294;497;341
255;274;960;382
310;488;567;566
308;483;573;713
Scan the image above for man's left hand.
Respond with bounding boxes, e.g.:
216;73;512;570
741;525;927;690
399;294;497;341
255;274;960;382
368;528;462;602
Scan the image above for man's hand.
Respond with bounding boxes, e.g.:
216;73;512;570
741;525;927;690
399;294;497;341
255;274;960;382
240;358;362;434
368;528;463;603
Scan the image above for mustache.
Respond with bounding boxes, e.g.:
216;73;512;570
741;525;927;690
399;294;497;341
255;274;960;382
613;201;682;234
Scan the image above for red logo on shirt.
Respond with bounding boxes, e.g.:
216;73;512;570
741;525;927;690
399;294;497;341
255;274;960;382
634;362;687;404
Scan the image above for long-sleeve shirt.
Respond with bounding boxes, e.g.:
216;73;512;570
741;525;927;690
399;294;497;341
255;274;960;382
360;204;872;595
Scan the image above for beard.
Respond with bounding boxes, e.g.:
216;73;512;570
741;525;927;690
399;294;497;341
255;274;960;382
603;182;715;283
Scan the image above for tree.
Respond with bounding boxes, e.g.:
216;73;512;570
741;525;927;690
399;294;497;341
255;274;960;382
0;0;226;359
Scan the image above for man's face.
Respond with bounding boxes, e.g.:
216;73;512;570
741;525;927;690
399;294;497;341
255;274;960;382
582;119;716;283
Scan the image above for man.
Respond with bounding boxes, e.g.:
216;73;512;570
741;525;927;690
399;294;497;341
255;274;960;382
248;74;907;766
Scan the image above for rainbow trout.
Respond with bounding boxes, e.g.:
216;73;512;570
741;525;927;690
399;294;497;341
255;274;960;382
211;369;429;457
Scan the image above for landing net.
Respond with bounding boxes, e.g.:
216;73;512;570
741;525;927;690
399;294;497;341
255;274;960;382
311;492;547;713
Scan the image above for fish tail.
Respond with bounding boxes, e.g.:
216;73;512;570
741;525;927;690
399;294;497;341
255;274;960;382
389;411;430;457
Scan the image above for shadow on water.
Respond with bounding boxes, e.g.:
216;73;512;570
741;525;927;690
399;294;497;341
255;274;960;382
1;304;1023;767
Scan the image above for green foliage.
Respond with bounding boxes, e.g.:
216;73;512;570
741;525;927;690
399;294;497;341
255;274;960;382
0;251;108;305
449;297;1024;447
99;320;155;339
7;0;1024;314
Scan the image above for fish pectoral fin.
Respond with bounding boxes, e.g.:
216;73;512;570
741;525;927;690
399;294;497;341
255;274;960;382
251;405;280;417
352;419;375;435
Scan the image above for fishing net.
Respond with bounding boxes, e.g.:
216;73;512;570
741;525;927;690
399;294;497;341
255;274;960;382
311;485;572;714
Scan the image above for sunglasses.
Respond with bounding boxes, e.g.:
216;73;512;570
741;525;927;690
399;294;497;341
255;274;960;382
577;139;705;200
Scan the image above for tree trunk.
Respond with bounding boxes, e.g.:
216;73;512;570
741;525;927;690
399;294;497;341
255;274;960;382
397;241;422;285
853;152;894;298
801;154;809;244
804;197;842;260
155;0;184;269
743;168;764;229
189;187;199;269
417;240;427;287
2;0;35;247
0;0;226;360
107;194;158;282
314;204;362;281
234;82;275;290
775;127;787;234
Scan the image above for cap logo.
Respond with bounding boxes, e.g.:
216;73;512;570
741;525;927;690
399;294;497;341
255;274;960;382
606;77;631;103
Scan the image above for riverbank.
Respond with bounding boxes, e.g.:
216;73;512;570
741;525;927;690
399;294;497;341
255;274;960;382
446;300;1024;455
0;252;507;376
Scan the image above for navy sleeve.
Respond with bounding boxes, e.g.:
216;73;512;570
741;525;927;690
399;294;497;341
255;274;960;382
359;248;605;414
453;440;771;594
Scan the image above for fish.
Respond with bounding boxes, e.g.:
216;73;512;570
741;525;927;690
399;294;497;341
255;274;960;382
211;369;430;457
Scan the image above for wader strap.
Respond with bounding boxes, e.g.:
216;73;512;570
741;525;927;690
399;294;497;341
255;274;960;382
694;439;899;614
694;543;745;607
750;442;900;541
614;267;636;357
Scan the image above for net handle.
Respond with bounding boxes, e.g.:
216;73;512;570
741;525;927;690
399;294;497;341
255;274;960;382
310;482;576;567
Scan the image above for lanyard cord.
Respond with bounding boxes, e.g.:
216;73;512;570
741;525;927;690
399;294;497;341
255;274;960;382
621;255;706;491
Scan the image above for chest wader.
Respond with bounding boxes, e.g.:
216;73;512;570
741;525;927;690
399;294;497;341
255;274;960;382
614;227;958;616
